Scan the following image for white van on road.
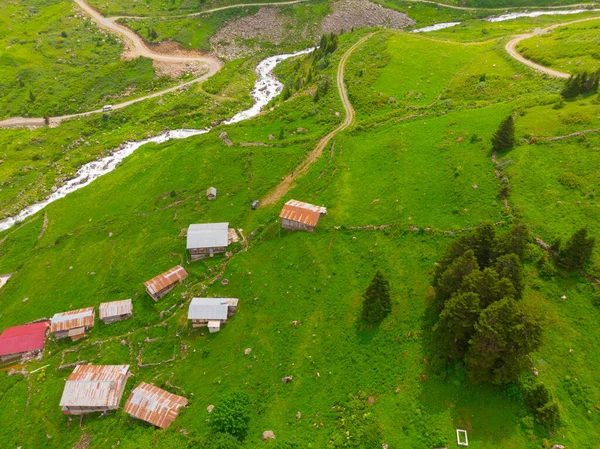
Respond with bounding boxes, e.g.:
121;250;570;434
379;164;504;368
102;105;113;112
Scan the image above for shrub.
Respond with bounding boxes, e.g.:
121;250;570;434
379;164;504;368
491;115;516;153
555;228;595;271
209;391;251;440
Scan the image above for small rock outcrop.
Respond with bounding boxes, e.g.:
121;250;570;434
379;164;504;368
262;431;276;440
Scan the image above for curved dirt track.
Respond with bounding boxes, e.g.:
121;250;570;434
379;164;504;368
261;33;375;207
505;15;600;78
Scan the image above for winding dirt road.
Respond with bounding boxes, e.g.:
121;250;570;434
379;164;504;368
261;33;375;207
505;15;600;78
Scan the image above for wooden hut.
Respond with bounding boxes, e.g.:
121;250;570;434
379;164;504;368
144;265;188;301
51;307;95;341
99;299;133;324
186;223;229;260
187;298;238;332
60;365;129;415
124;382;188;428
0;321;50;363
206;187;217;200
279;200;327;232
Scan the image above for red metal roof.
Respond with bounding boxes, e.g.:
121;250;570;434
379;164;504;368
279;200;327;227
144;265;188;296
0;321;49;356
124;382;188;428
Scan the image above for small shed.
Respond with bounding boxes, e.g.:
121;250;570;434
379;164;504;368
51;307;95;341
186;223;229;260
206;187;217;200
188;298;239;332
124;382;188;428
60;365;130;415
0;321;50;363
279;200;327;232
99;299;133;324
144;265;188;301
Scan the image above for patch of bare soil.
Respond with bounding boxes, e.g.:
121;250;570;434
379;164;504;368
148;40;204;58
73;433;93;449
153;60;209;78
211;8;287;60
321;0;415;34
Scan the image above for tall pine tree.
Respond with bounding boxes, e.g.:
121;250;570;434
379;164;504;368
557;227;595;270
362;270;392;323
491;115;516;152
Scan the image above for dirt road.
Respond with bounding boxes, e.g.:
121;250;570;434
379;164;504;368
260;33;375;207
505;16;600;79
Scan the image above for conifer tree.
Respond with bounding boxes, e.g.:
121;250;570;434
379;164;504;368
362;270;392;323
466;298;543;384
491;115;516;152
557;228;595;271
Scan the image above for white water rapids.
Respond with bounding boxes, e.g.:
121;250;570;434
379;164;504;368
412;8;599;32
0;48;314;233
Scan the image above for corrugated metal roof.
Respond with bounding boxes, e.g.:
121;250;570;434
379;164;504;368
144;266;188;296
188;298;237;320
0;321;49;356
51;307;95;333
59;365;129;408
124;382;187;429
186;223;229;249
99;299;133;319
279;200;327;227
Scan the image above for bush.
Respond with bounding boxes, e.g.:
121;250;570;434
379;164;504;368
205;433;241;449
361;270;392;323
210;391;251;440
523;382;561;427
555;228;595;271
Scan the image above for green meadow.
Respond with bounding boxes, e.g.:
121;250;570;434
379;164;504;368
517;18;600;74
0;0;185;119
1;1;600;449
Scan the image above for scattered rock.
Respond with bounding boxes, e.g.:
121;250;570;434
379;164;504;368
244;348;252;355
472;184;478;189
382;445;389;449
207;404;215;413
262;430;276;440
321;0;415;34
296;411;301;419
368;396;375;405
221;279;229;286
268;134;274;140
551;446;565;449
22;297;29;303
219;132;233;147
109;232;113;237
281;376;293;384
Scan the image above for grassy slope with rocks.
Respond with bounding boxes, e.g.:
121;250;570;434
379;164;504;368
1;5;600;449
0;0;186;119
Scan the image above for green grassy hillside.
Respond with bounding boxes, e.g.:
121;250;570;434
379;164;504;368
1;5;600;449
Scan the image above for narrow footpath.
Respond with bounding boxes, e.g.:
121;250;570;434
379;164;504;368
261;33;375;206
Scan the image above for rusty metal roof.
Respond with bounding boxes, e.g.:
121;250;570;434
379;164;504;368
59;365;129;408
51;307;95;333
124;382;188;429
144;266;188;296
99;299;133;319
279;200;327;227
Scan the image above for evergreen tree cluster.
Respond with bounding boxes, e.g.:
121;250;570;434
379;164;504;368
491;114;516;152
280;33;339;103
432;221;544;385
522;379;561;427
362;270;392;323
552;227;596;271
561;69;600;99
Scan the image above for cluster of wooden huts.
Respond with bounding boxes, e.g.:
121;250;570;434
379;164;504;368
0;299;133;363
59;364;187;428
0;193;328;428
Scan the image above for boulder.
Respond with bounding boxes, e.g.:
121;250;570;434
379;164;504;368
207;404;214;413
244;348;252;355
281;376;293;384
262;430;276;440
551;446;565;449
